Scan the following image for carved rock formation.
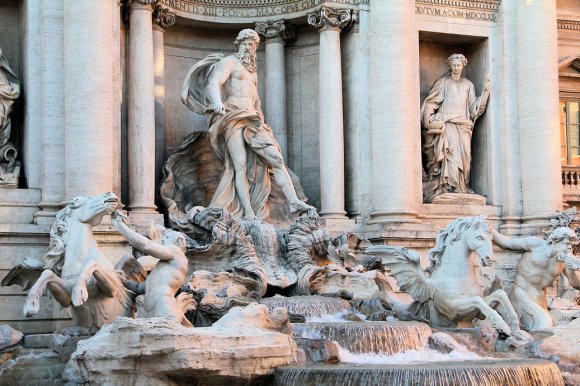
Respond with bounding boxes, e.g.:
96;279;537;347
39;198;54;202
64;304;299;385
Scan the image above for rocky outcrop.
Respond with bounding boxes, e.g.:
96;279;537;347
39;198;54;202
64;304;299;385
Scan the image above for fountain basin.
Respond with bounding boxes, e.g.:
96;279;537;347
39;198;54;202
273;359;564;386
293;321;432;354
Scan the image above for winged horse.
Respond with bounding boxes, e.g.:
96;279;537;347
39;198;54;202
2;192;143;331
368;216;529;339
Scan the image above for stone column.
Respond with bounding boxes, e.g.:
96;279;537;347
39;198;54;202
152;5;176;193
64;0;114;197
127;0;158;218
35;0;65;224
368;0;423;224
255;20;295;160
343;4;371;221
308;6;356;220
517;0;562;228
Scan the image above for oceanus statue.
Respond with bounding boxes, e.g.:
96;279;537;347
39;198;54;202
1;192;144;331
368;216;530;341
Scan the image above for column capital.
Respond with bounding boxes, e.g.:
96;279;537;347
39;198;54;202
255;20;295;44
127;0;155;12
307;6;358;32
153;3;176;30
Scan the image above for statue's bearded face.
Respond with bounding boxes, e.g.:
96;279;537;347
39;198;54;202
236;38;258;73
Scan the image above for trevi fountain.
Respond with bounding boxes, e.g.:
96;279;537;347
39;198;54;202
0;0;579;385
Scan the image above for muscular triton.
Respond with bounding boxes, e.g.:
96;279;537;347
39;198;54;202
491;227;580;331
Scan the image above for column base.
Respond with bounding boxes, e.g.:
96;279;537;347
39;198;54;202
0;188;41;225
34;201;64;225
322;217;358;237
319;210;348;220
365;220;436;249
128;211;164;235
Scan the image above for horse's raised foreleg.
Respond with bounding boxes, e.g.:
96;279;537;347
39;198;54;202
447;296;512;335
484;289;521;332
24;270;70;317
71;262;120;307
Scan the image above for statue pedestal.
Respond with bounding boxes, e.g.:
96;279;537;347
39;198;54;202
431;193;486;205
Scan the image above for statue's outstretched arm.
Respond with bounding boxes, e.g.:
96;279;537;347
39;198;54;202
490;228;538;251
112;215;176;261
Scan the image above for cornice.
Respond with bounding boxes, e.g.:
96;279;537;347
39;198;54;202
558;19;580;31
415;0;500;11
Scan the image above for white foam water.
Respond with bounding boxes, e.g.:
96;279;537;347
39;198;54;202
305;310;367;323
337;345;492;365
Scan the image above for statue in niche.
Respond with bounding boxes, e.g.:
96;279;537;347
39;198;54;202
181;29;313;221
0;47;21;187
421;53;491;203
491;226;580;331
111;210;196;327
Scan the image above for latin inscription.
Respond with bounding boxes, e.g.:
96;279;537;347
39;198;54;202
415;5;497;22
161;0;368;18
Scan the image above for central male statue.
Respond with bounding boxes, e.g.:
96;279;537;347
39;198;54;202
182;29;312;221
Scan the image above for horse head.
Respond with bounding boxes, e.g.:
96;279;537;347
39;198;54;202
463;217;494;267
428;215;493;273
70;192;119;226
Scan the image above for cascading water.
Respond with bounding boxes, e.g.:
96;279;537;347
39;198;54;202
293;321;432;354
273;360;564;386
259;296;351;318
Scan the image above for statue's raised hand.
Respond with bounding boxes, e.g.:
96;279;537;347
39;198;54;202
483;77;492;93
111;209;128;224
213;102;226;115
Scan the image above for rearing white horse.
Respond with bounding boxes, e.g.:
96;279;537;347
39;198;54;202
2;192;140;331
368;216;527;338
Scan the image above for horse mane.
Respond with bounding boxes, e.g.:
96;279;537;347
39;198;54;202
44;197;85;275
427;215;489;274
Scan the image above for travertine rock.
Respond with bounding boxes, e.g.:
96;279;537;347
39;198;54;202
533;318;580;373
64;305;299;385
0;325;22;351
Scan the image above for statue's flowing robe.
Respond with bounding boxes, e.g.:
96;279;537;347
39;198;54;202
181;54;280;220
0;54;20;147
421;74;488;201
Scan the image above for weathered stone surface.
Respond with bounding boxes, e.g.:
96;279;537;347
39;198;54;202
0;324;22;351
64;305;299;385
533;319;580;373
23;333;67;349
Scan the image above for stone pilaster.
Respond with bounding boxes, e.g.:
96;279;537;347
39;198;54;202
308;6;357;220
517;0;562;231
64;0;115;197
152;4;175;198
127;0;159;221
256;20;294;160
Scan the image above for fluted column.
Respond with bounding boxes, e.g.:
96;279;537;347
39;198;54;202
64;0;114;197
308;6;356;219
127;0;157;215
368;0;422;224
152;5;176;193
256;20;295;159
517;0;562;227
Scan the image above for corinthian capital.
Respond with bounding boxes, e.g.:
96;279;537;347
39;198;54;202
255;20;296;44
127;0;155;12
153;3;176;29
307;6;358;32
